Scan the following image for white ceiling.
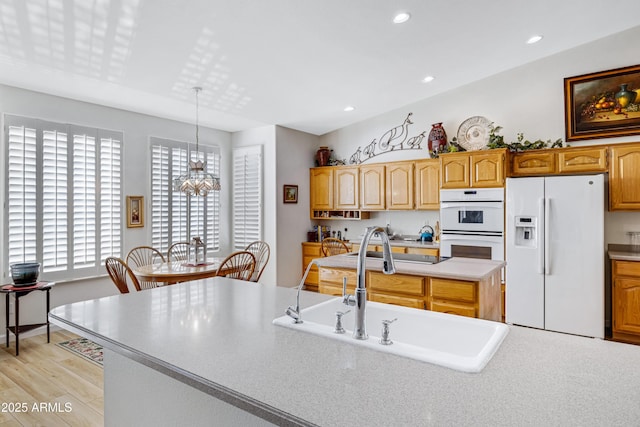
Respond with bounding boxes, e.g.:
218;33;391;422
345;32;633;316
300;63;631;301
1;0;639;135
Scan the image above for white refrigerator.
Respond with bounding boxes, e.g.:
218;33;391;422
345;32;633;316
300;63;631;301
505;174;604;338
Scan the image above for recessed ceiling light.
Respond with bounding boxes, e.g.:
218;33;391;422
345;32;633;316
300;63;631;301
422;75;435;83
344;106;355;112
527;35;543;44
393;12;411;24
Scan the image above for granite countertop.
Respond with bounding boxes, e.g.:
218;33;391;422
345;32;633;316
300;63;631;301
608;250;640;261
49;278;640;426
316;254;504;281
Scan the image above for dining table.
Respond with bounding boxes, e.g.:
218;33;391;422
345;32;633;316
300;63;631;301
131;258;225;284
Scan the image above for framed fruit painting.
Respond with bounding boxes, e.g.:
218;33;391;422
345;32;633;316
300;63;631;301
564;64;640;141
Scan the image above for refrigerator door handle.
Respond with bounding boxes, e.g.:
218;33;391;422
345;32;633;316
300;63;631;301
544;197;551;275
538;198;544;274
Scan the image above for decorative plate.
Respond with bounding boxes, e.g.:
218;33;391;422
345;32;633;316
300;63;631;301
456;116;492;151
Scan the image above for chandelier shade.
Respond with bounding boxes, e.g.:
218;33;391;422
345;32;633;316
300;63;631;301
173;87;221;197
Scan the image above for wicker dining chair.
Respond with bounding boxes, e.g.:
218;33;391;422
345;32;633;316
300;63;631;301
105;257;143;293
244;241;270;282
126;246;167;288
167;242;191;263
321;238;350;257
215;251;256;281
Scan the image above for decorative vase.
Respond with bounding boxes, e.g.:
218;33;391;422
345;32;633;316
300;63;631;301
428;123;447;154
615;84;637;108
316;146;331;166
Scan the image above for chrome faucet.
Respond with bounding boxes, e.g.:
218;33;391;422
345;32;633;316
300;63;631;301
285;259;319;324
343;226;396;340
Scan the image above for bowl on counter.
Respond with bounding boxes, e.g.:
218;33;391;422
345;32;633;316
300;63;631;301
10;262;41;286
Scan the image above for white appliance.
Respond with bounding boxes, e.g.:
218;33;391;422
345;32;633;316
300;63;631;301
440;188;504;261
505;174;604;338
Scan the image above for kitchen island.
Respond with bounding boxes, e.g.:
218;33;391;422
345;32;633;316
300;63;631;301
50;278;640;426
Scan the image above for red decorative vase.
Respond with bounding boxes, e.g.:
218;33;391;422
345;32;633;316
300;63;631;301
428;123;447;153
316;146;331;166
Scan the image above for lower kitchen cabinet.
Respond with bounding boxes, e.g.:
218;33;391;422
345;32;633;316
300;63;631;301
317;265;501;321
612;260;640;344
302;242;353;292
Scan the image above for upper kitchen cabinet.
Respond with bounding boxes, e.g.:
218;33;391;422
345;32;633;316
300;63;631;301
360;164;386;210
310;167;334;210
334;166;359;210
440;148;507;188
510;146;608;177
610;142;640;210
414;159;440;210
385;161;414;210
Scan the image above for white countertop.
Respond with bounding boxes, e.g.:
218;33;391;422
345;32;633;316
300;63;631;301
49;278;640;426
608;250;640;261
316;255;504;281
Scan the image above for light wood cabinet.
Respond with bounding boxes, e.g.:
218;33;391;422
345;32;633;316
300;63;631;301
368;271;425;309
440;149;506;188
612;260;640;344
318;267;357;296
334;166;359;210
310;167;333;210
302;242;353;292
414;159;440;210
510;146;608;177
351;244;407;254
610;142;640;210
385;161;414;210
510;151;556;176
360;164;386;210
557;146;607;174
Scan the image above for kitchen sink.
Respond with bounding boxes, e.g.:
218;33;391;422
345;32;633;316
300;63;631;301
345;250;444;264
273;297;509;373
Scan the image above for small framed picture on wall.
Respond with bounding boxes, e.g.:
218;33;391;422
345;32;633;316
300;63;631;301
127;196;144;228
283;185;298;204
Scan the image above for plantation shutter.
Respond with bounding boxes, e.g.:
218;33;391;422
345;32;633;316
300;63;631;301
232;145;262;250
150;137;220;253
4;115;122;281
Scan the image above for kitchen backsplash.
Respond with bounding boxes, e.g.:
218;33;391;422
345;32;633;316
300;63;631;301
313;210;439;242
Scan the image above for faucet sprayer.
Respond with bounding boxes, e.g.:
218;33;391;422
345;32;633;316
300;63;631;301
285;259;319;324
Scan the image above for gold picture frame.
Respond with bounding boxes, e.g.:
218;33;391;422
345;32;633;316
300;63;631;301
126;196;144;228
283;184;298;204
564;64;640;141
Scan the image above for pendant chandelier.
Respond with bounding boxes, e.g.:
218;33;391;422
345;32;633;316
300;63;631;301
173;86;221;197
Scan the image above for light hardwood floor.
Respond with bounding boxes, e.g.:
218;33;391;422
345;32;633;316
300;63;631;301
0;330;103;426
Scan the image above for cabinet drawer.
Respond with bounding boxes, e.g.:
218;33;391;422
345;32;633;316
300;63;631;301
369;271;425;296
303;245;322;257
557;147;607;173
613;260;640;277
430;278;476;303
319;267;357;287
429;301;476;318
369;292;425;309
405;247;439;256
319;284;355;296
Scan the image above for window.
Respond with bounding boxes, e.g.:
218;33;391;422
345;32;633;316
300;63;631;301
150;137;220;254
232;145;262;250
4;115;122;281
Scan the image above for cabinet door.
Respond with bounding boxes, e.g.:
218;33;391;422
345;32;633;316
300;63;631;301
609;144;640;210
334;166;359;210
511;151;556;176
385;161;414;210
414;159;440;209
557;146;608;174
360;164;386;210
310;168;334;210
440;153;470;188
302;243;323;291
429;301;477;318
470;150;506;188
613;276;640;335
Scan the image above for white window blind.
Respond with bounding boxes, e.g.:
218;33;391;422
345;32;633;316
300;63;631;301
4;114;122;281
150;137;220;254
232;145;262;250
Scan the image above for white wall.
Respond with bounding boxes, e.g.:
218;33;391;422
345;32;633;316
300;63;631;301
320;25;640;245
275;126;319;286
0;83;232;330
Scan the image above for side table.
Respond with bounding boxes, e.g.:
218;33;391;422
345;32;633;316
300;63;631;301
1;281;55;356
